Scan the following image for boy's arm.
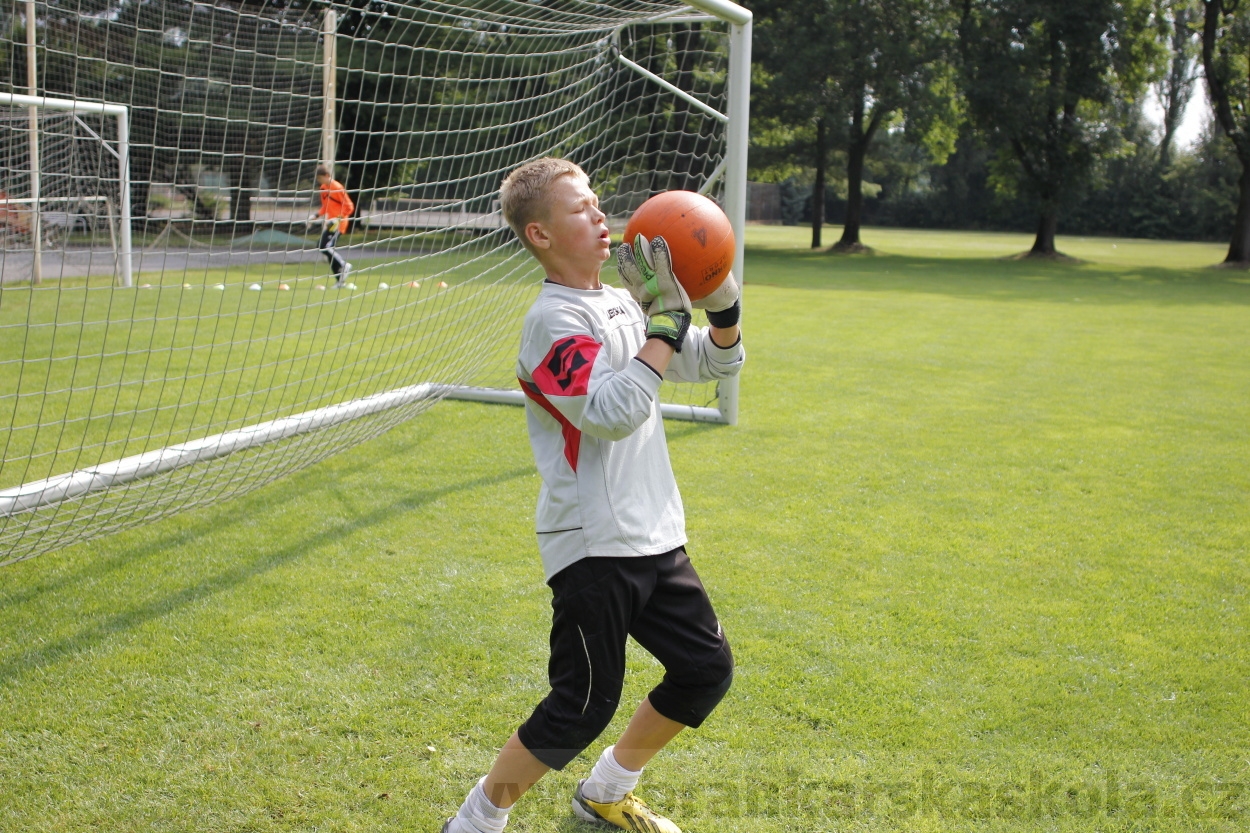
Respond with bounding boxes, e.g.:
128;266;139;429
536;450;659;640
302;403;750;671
633;319;735;376
711;324;740;349
662;322;744;384
521;311;664;443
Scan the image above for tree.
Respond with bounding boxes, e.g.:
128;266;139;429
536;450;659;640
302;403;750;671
958;0;1160;256
1158;1;1200;168
1199;0;1250;263
751;0;959;250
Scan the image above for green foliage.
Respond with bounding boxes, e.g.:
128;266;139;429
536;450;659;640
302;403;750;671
1200;0;1250;259
5;2;732;226
750;0;960;239
958;0;1165;243
333;5;730;210
752;0;958;153
3;0;325;223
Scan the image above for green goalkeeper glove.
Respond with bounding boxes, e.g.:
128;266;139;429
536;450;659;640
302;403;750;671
645;310;692;352
616;234;692;316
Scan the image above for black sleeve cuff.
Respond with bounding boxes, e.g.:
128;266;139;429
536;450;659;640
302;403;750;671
706;299;741;328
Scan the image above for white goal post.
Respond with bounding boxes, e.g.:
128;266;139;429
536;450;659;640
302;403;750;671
0;92;133;288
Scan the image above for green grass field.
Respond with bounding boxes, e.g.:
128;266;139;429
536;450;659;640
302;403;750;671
2;226;1247;832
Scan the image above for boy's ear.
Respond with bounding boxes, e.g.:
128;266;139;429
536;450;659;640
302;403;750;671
525;220;551;250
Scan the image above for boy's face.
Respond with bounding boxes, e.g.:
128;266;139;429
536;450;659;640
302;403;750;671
529;175;611;270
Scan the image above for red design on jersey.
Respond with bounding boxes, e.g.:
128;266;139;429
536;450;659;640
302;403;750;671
532;335;600;398
520;378;582;471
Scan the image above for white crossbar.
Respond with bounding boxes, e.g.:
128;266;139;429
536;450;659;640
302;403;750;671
0;382;439;517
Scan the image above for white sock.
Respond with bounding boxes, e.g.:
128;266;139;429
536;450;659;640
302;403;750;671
451;778;510;833
581;745;642;804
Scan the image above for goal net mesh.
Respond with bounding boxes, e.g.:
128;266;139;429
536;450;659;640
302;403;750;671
0;1;736;564
0;106;123;281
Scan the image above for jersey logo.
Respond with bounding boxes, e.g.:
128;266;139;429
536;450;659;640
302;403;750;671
607;305;626;320
533;335;600;397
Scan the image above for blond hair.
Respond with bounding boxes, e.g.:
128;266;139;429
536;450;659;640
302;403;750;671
499;157;589;254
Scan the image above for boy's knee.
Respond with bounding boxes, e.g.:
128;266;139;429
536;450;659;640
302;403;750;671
648;638;734;728
517;690;621;771
575;691;621;742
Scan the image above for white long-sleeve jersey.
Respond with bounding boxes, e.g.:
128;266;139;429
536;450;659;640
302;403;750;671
516;280;745;580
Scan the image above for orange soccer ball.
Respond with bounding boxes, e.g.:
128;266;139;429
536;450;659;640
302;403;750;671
623;191;735;302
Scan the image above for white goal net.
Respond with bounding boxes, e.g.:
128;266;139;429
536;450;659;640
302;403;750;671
0;0;751;564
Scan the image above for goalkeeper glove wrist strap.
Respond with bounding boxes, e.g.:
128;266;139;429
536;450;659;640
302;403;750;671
645;310;692;352
705;299;741;329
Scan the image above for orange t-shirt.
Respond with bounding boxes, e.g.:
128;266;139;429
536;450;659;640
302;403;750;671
318;179;355;220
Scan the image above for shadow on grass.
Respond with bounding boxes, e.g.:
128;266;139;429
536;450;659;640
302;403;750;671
0;462;534;684
743;248;1250;306
662;419;722;443
0;412;447;607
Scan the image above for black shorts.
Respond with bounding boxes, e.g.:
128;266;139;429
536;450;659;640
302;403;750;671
517;547;734;770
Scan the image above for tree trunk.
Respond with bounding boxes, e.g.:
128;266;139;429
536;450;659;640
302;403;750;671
811;117;825;249
835;90;882;251
1225;162;1250;263
1203;0;1250;263
228;132;261;235
839;137;865;247
1030;209;1058;255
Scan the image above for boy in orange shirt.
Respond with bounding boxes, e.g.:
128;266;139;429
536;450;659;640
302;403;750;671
313;164;354;287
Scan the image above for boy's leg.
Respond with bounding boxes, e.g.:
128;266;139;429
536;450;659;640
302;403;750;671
612;696;684;771
574;698;681;804
444;733;548;833
515;556;639;770
626;547;734;731
482;731;550;808
448;557;637;831
573;548;732;832
319;227;347;280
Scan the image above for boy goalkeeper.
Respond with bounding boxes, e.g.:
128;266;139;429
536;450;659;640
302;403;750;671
441;158;743;833
312;164;354;287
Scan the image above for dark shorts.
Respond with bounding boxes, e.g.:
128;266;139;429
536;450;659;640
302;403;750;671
516;547;734;770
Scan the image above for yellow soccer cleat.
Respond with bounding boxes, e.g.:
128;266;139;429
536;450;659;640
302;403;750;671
572;779;682;833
